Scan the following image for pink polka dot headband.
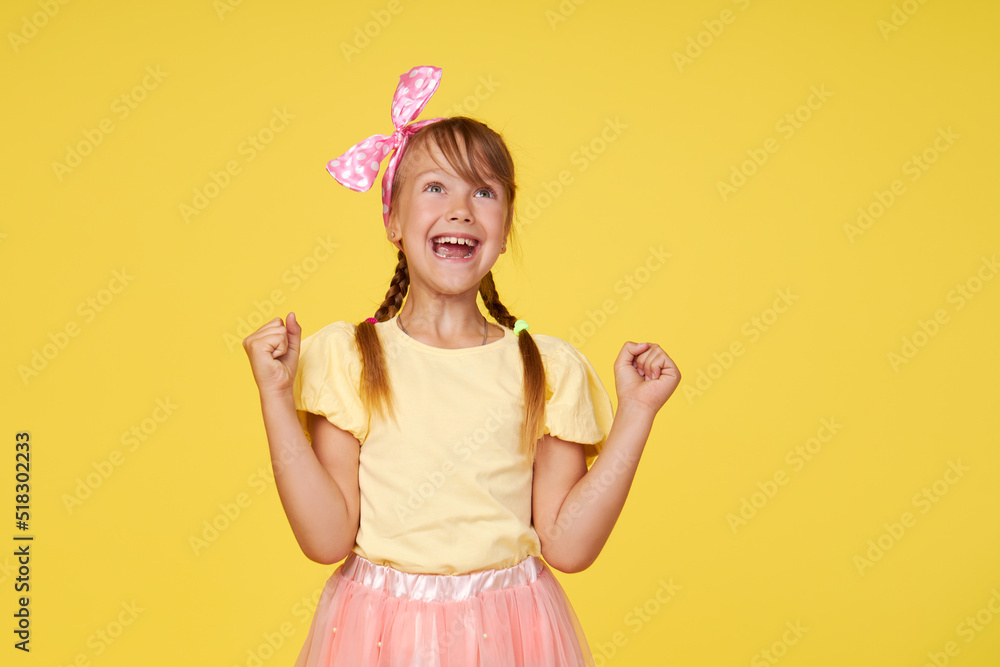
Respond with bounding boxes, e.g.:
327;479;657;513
326;65;446;227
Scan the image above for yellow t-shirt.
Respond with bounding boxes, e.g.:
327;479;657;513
292;314;614;575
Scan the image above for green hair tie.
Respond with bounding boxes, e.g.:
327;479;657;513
513;319;529;336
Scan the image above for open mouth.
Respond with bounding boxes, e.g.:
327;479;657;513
429;236;481;261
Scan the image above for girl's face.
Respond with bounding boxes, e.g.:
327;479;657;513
388;138;508;296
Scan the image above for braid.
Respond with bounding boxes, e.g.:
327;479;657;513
479;271;516;329
373;249;409;322
354;249;409;426
480;271;546;462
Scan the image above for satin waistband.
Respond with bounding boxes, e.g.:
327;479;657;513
340;552;544;602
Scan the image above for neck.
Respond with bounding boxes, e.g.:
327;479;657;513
397;285;489;340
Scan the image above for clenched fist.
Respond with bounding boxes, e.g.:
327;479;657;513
613;341;680;416
242;312;302;397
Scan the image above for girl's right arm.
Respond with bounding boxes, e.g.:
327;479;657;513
244;313;361;565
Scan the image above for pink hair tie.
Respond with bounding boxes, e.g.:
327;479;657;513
326;65;446;227
365;317;378;324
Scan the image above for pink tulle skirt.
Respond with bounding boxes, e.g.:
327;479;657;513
294;551;595;666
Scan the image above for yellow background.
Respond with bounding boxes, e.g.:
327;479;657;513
4;0;999;665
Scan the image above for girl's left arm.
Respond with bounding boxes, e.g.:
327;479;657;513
533;341;679;573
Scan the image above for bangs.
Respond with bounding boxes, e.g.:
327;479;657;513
418;121;510;188
390;117;516;223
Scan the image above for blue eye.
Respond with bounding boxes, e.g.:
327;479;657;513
424;181;496;198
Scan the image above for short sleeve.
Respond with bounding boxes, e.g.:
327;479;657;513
542;339;615;469
292;321;369;446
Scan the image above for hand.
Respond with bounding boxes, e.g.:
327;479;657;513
242;312;302;396
613;341;680;415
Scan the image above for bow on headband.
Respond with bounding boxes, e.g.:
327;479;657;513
326;65;446;227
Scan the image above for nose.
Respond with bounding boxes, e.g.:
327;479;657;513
447;192;473;223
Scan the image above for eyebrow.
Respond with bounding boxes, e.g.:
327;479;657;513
414;169;450;179
414;169;499;185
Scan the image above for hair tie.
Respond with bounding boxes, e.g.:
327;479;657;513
513;319;529;336
365;317;378;324
326;65;446;227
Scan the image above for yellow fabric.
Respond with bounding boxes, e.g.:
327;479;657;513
292;315;615;575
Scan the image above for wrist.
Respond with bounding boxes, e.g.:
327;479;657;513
259;386;295;407
616;398;657;423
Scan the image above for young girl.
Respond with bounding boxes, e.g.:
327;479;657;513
243;65;680;666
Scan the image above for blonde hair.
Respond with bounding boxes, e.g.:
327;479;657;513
353;117;546;462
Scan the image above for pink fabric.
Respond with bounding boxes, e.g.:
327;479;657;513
294;552;596;666
326;65;446;227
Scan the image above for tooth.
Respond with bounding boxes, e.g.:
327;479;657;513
432;236;479;248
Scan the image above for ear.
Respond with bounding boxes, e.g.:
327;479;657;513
386;219;401;250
